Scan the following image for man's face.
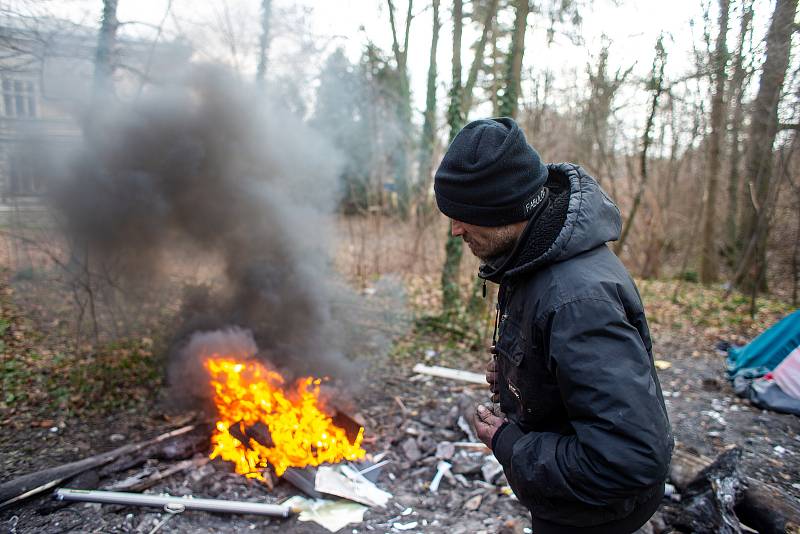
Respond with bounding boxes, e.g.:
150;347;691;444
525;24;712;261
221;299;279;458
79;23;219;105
451;219;525;261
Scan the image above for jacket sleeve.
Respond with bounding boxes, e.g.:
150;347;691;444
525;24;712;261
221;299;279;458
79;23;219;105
492;297;672;506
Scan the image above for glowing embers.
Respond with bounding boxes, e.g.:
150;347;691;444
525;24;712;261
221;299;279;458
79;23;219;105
205;357;365;480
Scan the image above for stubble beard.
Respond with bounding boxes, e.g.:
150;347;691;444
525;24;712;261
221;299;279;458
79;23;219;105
470;225;521;262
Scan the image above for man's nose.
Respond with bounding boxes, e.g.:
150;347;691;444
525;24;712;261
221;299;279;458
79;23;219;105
451;220;465;237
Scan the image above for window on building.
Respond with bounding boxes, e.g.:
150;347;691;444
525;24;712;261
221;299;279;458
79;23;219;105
2;79;37;118
7;150;44;196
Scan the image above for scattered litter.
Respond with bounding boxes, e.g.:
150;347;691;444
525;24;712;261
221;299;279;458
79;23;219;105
412;364;485;384
401;437;422;462
315;465;392;508
464;494;482;510
701;410;727;426
429;461;451;493
357;459;391;477
452;441;490;451
424;349;437;360
481;456;503;484
435;441;455;460
453;473;471;488
457;416;478;443
654;360;672;370
284;496;367;533
400;507;413;516
773;445;787;456
392;521;418;530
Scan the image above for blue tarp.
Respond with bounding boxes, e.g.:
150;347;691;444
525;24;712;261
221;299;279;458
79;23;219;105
727;310;800;379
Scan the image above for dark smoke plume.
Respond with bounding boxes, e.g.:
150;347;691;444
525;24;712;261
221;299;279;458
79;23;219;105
50;65;385;390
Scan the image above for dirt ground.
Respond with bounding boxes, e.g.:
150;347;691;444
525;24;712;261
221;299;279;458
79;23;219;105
1;276;799;533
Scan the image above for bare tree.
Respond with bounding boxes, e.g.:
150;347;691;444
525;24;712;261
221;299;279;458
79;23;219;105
439;0;503;313
700;0;729;284
415;0;440;218
498;0;529;118
461;0;500;114
441;0;464;314
93;0;119;97
734;0;798;292
255;0;272;85
725;0;754;252
386;0;414;217
615;36;667;254
581;39;633;182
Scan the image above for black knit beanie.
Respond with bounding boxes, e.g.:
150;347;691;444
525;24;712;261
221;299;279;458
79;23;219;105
434;117;548;227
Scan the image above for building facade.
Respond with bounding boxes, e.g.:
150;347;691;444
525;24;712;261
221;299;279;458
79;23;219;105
0;18;191;202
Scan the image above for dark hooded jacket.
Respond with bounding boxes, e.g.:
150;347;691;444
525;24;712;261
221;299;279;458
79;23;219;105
483;164;673;532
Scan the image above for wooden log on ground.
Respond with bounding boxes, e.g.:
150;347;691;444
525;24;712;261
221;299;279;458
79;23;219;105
0;424;198;508
98;425;211;476
103;456;210;493
670;444;800;534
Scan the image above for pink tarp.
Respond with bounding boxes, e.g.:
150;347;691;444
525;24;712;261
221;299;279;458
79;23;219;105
773;346;800;400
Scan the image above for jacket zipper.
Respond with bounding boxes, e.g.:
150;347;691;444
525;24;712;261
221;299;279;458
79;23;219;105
508;380;527;414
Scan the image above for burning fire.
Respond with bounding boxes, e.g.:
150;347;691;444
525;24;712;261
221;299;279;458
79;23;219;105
205;356;365;479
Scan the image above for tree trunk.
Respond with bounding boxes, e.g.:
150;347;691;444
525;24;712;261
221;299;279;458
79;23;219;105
700;0;729;285
415;0;440;219
489;20;501;116
387;0;414;218
462;0;500;115
734;0;798;291
93;0;119;98
725;1;753;253
615;37;667;255
498;0;529;118
441;0;464;314
255;0;272;85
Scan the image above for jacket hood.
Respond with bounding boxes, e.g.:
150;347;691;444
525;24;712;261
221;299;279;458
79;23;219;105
480;163;621;282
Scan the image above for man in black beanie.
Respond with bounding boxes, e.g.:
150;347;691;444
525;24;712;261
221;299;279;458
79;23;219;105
434;117;673;534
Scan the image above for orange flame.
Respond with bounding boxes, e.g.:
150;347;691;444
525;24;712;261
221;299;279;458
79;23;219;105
205;356;365;479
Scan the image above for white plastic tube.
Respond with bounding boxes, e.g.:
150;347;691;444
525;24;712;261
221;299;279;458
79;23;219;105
55;488;294;517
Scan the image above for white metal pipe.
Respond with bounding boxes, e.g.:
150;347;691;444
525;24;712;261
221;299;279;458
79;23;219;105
54;488;294;517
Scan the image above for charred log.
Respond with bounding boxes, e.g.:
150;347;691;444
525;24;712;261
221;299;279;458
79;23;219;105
667;446;745;533
98;424;211;476
669;444;800;534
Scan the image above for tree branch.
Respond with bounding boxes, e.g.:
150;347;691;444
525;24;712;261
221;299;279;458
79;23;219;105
386;0;402;65
402;0;414;65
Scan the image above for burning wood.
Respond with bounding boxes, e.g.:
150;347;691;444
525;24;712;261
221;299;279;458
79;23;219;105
204;356;366;480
